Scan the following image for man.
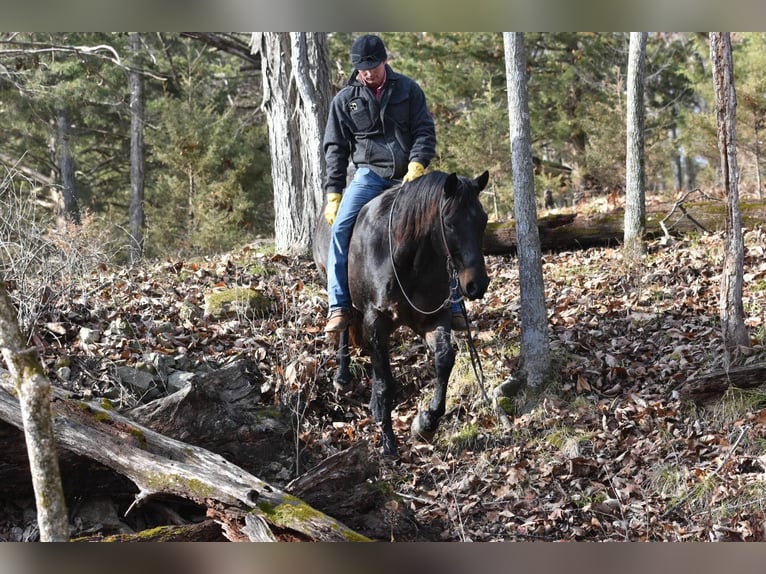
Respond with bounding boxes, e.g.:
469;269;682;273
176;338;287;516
323;34;467;332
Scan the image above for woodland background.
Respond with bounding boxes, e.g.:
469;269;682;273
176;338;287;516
1;32;766;542
3;32;766;261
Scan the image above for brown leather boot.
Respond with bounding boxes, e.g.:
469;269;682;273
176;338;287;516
324;308;351;332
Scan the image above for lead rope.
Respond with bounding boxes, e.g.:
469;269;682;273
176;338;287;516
461;299;513;429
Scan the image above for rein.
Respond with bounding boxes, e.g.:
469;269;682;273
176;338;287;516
388;184;463;315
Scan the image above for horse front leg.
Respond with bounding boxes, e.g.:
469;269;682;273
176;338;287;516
411;325;455;442
365;315;397;456
333;328;352;391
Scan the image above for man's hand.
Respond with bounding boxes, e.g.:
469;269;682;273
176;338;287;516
402;161;425;183
324;193;342;225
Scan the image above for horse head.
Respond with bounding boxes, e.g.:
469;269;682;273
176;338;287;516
442;170;490;301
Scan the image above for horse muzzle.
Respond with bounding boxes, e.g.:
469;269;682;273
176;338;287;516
458;267;490;300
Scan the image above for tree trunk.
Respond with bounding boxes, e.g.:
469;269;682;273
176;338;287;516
504;32;550;390
252;33;331;256
710;32;750;356
56;107;80;226
754;121;763;200
128;32;145;266
0;286;69;541
624;32;648;258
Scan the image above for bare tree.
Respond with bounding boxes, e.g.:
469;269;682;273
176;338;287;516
624;32;648;259
503;32;550;389
250;33;331;255
0;285;69;541
55;107;80;226
128;32;145;265
710;32;749;358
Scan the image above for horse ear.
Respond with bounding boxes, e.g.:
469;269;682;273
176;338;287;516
475;170;490;192
445;173;459;197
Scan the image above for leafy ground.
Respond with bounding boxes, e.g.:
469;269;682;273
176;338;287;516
4;223;766;541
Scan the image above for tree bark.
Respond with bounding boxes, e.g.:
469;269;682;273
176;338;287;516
624;32;648;257
55;107;80;226
0;371;368;542
251;33;331;256
504;32;550;389
128;32;145;265
0;286;69;541
126;359;293;480
710;32;750;356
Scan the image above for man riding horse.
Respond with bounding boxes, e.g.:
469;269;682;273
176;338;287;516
321;34;466;333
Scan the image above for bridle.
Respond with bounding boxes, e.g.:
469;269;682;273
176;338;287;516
387;184;463;315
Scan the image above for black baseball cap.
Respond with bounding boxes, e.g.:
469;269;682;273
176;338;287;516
350;34;387;70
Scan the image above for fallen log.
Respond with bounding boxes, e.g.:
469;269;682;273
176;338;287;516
73;519;227;542
677;362;766;402
286;439;425;540
482;199;766;255
0;371;369;542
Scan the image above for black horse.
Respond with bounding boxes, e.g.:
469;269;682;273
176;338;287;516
313;170;490;455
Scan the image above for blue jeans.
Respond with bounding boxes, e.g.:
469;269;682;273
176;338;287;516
327;167;395;312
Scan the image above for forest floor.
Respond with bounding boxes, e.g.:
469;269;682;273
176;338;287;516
2;214;766;542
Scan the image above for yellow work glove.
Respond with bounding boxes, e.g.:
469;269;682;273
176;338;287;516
324;193;342;225
402;161;425;183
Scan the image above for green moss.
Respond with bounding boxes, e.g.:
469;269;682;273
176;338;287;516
136;525;182;539
100;398;115;410
129;427;148;449
144;473;216;499
204;286;270;320
93;411;112;423
496;396;514;415
256;494;371;542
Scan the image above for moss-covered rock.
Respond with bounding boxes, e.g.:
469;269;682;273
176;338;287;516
203;287;270;320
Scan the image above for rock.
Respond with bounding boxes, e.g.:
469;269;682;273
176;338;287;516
79;327;101;344
114;366;159;400
203;287;270;320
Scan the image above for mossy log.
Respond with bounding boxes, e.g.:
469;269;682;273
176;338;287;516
0;372;369;542
482;200;766;255
677;362;766;402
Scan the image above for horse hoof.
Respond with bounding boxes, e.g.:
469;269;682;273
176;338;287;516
380;431;398;457
411;413;437;443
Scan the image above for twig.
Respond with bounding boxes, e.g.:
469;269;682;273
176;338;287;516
711;424;749;479
662;424;749;518
659;188;718;238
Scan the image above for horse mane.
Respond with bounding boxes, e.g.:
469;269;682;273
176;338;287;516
382;171;454;246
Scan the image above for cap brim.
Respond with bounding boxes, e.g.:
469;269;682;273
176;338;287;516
354;59;383;71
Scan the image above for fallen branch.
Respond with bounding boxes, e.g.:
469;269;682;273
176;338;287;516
659;188;718;238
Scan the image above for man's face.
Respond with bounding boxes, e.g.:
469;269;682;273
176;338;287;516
357;61;387;90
